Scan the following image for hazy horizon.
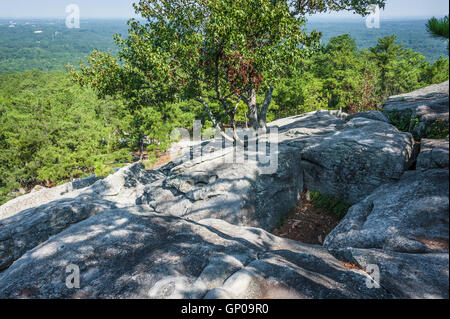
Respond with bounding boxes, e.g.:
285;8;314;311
0;16;445;21
0;0;448;19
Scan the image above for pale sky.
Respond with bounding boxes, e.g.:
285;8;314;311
310;0;449;20
0;0;448;19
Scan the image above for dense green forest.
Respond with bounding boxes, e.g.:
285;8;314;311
0;12;449;205
0;19;129;73
0;71;130;199
307;19;449;62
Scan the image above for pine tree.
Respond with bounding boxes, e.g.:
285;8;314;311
0;71;131;204
426;16;449;42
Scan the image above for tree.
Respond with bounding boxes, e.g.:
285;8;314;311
288;0;385;16
271;32;444;117
426;16;449;40
424;56;450;85
368;35;403;97
426;16;449;50
0;71;131;204
71;0;321;142
71;0;386;143
310;34;380;112
272;71;329;117
369;35;430;98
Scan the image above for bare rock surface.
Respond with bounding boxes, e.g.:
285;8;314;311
324;169;449;298
417;138;449;170
0;163;162;270
139;144;303;230
337;248;448;299
0;175;100;221
0;209;390;299
138;110;415;230
275;112;415;204
0;98;444;299
383;81;449;139
385;81;449;103
346;111;390;123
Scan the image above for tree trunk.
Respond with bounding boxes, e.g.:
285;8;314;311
229;98;246;146
138;134;145;162
247;89;259;130
258;86;274;133
232;120;240;144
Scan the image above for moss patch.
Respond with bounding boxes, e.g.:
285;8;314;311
310;191;352;219
425;119;449;139
385;109;413;133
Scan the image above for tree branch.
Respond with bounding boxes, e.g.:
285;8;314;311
258;86;274;131
194;97;235;143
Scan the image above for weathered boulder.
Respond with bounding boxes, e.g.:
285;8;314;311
417;138;449;170
276;113;415;204
335;248;448;299
324;169;449;298
0;163;162;270
139;144;304;230
0;196;117;270
0;208;390;299
0;174;100;221
87;162;164;206
325;169;449;253
383;81;449;139
272;110;346;140
347;111;390;123
140;111;415;228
